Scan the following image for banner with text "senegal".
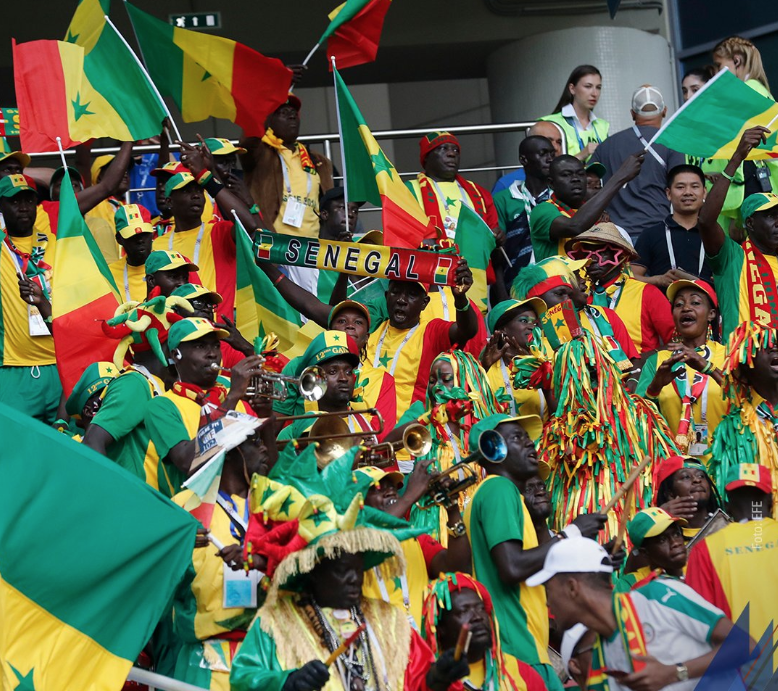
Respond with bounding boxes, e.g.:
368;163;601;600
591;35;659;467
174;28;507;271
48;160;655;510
254;233;460;286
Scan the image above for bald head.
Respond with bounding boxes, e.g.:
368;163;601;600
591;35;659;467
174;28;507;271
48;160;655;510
529;121;564;157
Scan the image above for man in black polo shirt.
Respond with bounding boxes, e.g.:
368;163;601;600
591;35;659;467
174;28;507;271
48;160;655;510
633;164;713;289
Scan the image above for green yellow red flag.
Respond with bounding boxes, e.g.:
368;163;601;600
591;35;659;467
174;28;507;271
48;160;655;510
125;2;292;136
323;0;392;69
52;171;122;396
334;67;432;248
652;68;778;160
454;204;496;313
235;221;303;352
0;401;198;691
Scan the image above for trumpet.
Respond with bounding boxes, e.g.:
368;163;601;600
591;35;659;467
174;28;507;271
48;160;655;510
356;424;432;468
276;408;384;468
211;363;327;402
418;429;507;509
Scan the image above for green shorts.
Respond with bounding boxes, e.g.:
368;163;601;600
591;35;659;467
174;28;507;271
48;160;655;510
0;365;62;425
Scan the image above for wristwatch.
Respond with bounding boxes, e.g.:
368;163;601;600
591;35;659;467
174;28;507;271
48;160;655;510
447;521;467;538
675;664;689;682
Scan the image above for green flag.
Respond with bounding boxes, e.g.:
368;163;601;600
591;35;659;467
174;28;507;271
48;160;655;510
455;204;496;313
0;402;198;690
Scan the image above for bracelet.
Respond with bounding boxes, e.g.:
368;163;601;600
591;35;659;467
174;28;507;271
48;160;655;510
701;360;715;375
721;170;736;182
646;386;662;398
249;203;260;215
273;274;284;286
203;177;225;199
195;169;213;186
455;301;472;313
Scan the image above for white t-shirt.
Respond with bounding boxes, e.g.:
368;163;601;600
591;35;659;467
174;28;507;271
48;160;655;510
602;578;724;691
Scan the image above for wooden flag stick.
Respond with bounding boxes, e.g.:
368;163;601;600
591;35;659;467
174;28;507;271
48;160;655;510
601;455;651;515
324;623;366;666
453;623;471;661
611;484;635;555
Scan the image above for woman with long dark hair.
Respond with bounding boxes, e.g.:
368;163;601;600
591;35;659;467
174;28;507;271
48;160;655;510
539;65;610;160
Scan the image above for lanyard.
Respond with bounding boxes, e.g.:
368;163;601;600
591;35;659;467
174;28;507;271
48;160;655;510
565;115;603;152
431;179;471;214
277;152;312;197
3;237;50;292
216;492;248;539
373;568;416;630
372;323;419;376
499;359;517;415
132;364;164;396
594;280;624;310
123;264;131;302
168;222;205;266
632;125;665;168
440;288;450;321
665;224;705;275
671;347;711;421
443;422;463;464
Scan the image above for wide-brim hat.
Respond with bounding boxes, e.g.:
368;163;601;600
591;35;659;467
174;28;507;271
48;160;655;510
565;222;637;258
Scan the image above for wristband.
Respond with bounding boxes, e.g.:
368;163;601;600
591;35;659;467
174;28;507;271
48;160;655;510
249;203;260;215
273;274;284;286
702;360;715;375
721;170;736;182
455;301;472;313
195;169;213;186
203;176;225;199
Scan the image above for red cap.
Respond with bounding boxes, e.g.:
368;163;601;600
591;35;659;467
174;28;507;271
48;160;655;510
652;455;708;502
725;463;772;495
666;279;718;309
419;131;460;166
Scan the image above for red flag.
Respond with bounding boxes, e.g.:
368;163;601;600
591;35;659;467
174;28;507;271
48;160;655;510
326;0;392;70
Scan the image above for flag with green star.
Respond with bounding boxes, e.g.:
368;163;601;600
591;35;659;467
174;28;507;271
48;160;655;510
652;67;778;160
540;299;583;350
13;0;165;152
454;204;496;313
0;401;198;691
334;67;433;248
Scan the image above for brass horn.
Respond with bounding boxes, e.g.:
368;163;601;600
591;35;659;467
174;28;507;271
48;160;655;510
356;424;432;468
212;364;327;402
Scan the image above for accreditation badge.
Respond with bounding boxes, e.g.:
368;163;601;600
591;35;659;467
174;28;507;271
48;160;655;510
28;304;49;337
282;198;305;228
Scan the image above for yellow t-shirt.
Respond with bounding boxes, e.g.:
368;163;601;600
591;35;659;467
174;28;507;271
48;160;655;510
0;234;56;366
486;360;548;432
362;536;429;630
108;259;147;303
408;178;471;239
274;146;321;238
465;655;528;691
85;199;123;264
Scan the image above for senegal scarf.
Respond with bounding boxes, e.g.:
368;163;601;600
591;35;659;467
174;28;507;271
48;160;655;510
588;592;649;691
171;380;229;425
743;240;778;327
2;231;51;300
261;128;317;174
417;174;489;237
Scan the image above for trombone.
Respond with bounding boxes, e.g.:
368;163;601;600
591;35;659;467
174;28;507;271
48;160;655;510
418;429;507;509
212;363;327;402
356;424;432;468
276;408;384;468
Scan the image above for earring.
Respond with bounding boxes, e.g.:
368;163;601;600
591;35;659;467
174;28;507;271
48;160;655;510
707;323;713;342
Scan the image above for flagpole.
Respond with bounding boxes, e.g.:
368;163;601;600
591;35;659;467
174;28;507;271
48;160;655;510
331;58;352;237
302;42;321;67
103;14;184;143
55;137;68;170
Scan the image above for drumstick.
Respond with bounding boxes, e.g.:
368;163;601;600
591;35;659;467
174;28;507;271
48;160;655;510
324;623;366;666
611;485;635;555
453;624;471;661
601;456;651;514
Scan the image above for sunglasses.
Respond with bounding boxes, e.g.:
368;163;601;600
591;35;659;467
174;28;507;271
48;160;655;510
569;244;626;269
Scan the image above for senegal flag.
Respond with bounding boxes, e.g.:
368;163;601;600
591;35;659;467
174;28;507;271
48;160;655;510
235;221;303;352
12;0;165;152
455;204;496;314
322;0;392;70
334;68;432;248
652;68;778;160
0;402;198;691
126;3;292;137
52;171;122;396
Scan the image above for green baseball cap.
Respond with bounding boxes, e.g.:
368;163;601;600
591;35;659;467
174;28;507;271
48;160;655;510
468;413;543;451
487;297;547;334
203;138;247;156
168;317;229;350
0;174;36;199
742;192;778;221
299;330;360;371
65;361;120;417
145;250;198;275
171;283;223;305
115;204;154;238
627;507;687;548
164;171;197;197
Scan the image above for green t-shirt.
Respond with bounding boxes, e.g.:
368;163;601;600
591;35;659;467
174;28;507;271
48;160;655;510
529;200;569;262
464;475;550;665
145;395;193;462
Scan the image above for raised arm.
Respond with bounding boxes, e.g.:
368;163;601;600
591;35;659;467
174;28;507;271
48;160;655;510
697;126;770;257
549;153;644;240
76;141;134;215
260;262;332;327
448;259;478;345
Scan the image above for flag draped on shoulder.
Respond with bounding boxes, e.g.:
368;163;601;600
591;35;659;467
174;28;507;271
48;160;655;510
323;0;392;70
12;0;165;151
334;68;432;248
235;221;303;352
0;402;198;691
125;2;292;137
52;172;122;396
455;204;495;313
652;68;778;160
